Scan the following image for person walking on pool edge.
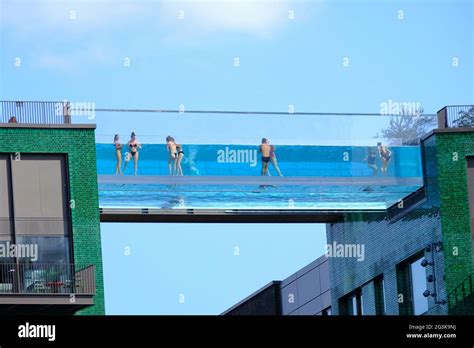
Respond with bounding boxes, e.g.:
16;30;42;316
259;138;271;176
124;132;142;175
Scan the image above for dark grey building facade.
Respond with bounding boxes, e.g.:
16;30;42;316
223;255;331;315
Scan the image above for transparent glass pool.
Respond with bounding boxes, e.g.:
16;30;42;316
97;144;423;210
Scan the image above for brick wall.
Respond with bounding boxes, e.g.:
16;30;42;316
0;126;105;315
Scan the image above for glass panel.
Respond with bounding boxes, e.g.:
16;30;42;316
95;111;432;211
410;257;429;315
351;295;358;315
15;236;70;264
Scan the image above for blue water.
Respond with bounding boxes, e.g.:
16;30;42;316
96;144;421;177
97;144;423;210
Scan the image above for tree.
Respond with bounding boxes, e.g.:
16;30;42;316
452;106;474;128
376;105;436;145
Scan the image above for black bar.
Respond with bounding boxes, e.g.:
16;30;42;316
0;316;472;346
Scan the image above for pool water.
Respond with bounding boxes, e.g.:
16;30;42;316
97;144;423;210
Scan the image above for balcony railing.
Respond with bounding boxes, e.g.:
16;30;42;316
0;101;71;124
0;263;95;295
437;105;474;129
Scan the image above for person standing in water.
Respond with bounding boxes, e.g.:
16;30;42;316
166;136;177;175
259;138;271;176
114;134;123;175
174;139;185;176
124;132;142;175
377;142;392;174
364;149;378;176
268;141;283;176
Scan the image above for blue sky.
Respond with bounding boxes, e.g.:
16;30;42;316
0;0;473;314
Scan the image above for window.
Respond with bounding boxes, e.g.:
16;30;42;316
397;253;428;315
374;276;385;315
339;288;363;315
0;153;72;263
410;257;429;315
322;307;331;316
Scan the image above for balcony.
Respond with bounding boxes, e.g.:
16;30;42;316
0;263;96;314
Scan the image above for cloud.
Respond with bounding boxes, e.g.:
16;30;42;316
157;0;296;39
1;0;150;40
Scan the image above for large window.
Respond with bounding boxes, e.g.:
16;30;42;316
0;153;72;262
410;257;429;315
397;253;428;315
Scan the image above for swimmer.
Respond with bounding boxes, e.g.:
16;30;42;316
268;141;283;176
174;139;185;176
364;150;378;176
377;142;392;174
259;138;271;176
114;134;123;175
166;136;177;175
124;132;142;175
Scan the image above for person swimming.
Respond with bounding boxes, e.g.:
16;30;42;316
114;134;123;175
124;132;142;175
364;149;378;176
377;142;392;174
259;138;271;176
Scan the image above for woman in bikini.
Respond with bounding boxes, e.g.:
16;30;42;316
125;132;142;175
174;139;185;176
166;136;177;175
114;134;123;175
377;142;392;174
268;141;283;176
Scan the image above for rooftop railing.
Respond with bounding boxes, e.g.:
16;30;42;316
437;105;474;129
0;101;71;124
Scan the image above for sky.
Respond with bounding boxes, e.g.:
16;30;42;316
0;0;473;314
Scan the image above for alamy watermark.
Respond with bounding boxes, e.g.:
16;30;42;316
55;100;96;120
380;99;423;116
217;147;257;167
325;241;365;261
0;242;38;261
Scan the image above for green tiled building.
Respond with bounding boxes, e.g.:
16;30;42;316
0;123;104;315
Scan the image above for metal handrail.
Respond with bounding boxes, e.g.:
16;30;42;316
0;101;71;124
437;105;474;129
0;263;96;295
